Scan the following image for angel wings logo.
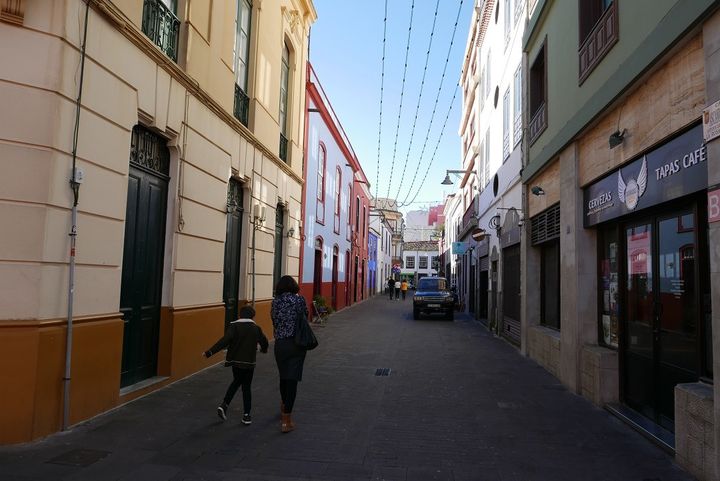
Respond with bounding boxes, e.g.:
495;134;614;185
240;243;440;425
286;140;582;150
618;158;648;210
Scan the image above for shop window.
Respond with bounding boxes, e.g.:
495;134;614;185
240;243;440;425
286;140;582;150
598;224;619;348
578;0;618;84
528;38;547;146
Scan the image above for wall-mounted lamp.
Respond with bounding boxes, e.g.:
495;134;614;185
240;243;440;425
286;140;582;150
531;186;545;196
609;129;626;149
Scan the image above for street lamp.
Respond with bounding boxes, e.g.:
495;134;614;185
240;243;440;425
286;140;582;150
441;169;477;185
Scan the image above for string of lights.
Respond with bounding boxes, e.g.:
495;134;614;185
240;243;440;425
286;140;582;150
401;83;459;207
374;0;389;201
384;0;416;199
398;0;465;206
391;0;441;202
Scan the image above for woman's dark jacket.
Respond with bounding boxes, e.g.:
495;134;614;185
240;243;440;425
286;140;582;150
205;319;269;369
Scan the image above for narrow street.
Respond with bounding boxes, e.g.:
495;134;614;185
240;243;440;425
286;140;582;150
0;296;691;481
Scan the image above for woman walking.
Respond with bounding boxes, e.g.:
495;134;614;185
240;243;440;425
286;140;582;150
271;275;309;433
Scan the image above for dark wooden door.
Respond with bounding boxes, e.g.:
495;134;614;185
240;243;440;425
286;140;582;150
273;205;284;291
120;166;168;387
223;180;243;326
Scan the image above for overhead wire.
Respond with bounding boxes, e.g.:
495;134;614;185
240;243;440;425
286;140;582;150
391;0;441;202
399;0;465;206
374;0;389;201
384;0;416;199
402;83;460;207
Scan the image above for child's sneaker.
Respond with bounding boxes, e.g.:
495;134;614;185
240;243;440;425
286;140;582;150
217;403;228;421
241;413;252;425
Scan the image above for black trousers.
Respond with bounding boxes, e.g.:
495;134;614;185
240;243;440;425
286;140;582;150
223;366;254;414
279;379;298;413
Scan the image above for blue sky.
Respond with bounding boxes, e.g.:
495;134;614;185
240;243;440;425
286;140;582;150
309;0;473;214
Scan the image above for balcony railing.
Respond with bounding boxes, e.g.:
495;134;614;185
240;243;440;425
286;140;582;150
578;1;618;84
503;132;510;161
233;84;249;126
279;133;288;163
462;198;477;229
142;0;180;62
514;114;522;147
528;102;547;146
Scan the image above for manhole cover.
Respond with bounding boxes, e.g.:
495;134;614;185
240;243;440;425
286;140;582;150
374;368;391;376
47;449;110;467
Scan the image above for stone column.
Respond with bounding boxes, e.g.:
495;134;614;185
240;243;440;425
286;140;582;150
703;11;720;481
558;143;597;393
520;187;541;356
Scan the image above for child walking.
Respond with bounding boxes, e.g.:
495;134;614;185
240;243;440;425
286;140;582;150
204;306;269;425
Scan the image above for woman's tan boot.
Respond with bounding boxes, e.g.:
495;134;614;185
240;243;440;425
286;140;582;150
281;412;294;433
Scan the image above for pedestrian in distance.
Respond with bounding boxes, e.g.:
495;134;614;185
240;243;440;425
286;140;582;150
394;280;401;300
387;277;395;300
401;279;408;300
272;275;310;433
203;305;269;425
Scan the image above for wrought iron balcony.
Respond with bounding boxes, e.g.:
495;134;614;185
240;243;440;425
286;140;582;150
142;0;180;62
279;133;288;163
234;84;249;126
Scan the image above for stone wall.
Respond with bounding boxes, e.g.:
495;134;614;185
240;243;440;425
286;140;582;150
675;382;715;480
527;326;561;378
580;345;618;407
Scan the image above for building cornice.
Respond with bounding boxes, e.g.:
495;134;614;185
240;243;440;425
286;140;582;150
89;0;304;185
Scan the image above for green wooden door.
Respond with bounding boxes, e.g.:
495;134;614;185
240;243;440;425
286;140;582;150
120;126;169;388
223;180;243;326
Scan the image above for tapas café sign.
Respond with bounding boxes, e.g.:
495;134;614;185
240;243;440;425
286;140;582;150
584;124;707;227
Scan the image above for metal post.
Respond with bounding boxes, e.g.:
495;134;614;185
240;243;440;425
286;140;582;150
251;218;256;307
63;0;90;432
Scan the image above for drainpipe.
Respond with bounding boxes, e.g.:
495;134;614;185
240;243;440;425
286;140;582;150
63;0;90;431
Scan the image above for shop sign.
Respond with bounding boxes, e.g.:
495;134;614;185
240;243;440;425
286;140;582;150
583;124;707;227
452;241;469;255
703;100;720;142
709;187;720;223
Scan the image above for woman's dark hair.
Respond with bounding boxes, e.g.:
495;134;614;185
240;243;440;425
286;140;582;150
275;275;299;295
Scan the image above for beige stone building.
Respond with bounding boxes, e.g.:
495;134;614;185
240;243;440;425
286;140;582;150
0;0;315;444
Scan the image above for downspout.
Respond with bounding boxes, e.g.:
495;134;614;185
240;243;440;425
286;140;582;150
63;0;90;431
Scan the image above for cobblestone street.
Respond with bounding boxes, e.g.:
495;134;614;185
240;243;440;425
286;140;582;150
0;296;692;480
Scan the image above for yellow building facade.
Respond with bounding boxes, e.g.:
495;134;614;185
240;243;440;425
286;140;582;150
0;0;315;444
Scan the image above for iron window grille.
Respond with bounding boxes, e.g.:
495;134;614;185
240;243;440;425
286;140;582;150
142;0;180;62
279;133;288;163
129;125;170;177
234;84;250;126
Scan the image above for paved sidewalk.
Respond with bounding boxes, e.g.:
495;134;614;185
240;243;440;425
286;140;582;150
0;296;693;480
